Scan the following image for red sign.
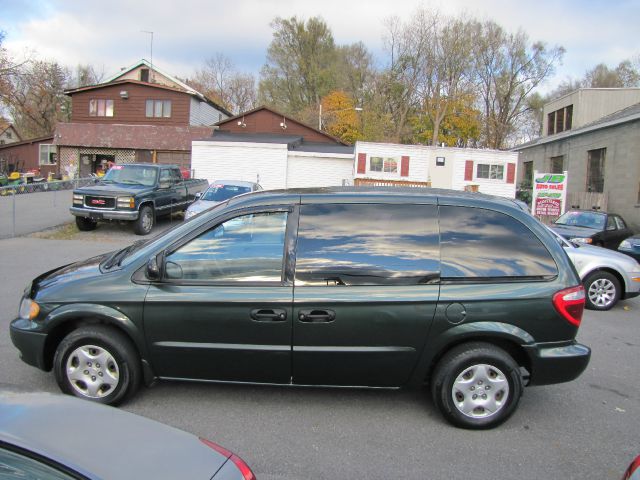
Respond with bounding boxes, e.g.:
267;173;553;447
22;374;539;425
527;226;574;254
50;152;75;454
535;198;562;216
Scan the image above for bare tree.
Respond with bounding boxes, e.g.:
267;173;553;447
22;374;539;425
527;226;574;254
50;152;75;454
472;21;564;149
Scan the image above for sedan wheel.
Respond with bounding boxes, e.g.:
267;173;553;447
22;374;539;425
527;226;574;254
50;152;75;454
584;271;621;311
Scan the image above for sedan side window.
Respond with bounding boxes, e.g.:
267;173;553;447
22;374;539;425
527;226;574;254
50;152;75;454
165;211;287;282
606;216;616;230
0;447;75;479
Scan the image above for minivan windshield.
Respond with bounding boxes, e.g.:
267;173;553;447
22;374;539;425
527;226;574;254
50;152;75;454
554;211;605;229
202;184;252;202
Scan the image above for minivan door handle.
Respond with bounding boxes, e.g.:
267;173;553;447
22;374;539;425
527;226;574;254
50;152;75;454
250;309;287;322
298;309;336;323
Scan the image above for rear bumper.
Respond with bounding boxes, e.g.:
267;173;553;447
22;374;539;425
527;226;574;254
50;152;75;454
524;341;591;386
70;206;138;221
10;318;49;371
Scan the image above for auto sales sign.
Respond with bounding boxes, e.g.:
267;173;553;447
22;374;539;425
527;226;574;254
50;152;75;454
532;171;568;217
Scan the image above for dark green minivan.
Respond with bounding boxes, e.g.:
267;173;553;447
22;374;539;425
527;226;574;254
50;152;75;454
11;188;590;429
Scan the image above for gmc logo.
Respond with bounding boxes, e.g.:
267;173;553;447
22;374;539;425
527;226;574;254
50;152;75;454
91;199;106;205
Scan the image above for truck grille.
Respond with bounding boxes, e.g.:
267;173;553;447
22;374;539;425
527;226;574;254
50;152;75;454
84;196;116;209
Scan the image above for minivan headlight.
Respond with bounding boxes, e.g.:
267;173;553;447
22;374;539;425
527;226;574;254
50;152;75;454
19;298;40;320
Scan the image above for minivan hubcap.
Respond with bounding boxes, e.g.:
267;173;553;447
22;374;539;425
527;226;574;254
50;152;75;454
66;345;119;398
452;364;509;418
588;279;616;307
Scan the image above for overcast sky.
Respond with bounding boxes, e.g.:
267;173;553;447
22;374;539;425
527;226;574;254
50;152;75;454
2;0;638;92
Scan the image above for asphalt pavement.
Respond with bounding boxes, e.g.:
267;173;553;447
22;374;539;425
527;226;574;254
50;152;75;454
0;229;638;480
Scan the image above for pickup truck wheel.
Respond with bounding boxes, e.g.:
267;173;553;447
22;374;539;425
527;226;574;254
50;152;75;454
75;216;97;231
584;271;620;311
431;342;523;429
53;325;141;405
134;205;154;235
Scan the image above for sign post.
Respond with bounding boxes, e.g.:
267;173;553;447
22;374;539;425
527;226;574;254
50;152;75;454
532;171;568;217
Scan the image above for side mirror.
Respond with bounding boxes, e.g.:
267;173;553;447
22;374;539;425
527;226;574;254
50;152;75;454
195;192;202;199
159;180;171;189
146;253;163;280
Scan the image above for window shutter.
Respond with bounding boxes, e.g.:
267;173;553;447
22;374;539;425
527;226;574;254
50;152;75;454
357;153;367;174
507;163;516;184
464;160;474;181
400;156;410;177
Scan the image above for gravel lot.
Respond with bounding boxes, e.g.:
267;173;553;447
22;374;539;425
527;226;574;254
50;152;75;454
1;224;638;480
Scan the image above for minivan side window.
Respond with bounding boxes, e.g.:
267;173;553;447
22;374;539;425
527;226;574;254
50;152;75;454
439;206;557;279
295;204;439;286
164;211;287;282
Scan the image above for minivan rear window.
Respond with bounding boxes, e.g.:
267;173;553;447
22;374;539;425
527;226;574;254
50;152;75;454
439;206;557;279
295;203;439;286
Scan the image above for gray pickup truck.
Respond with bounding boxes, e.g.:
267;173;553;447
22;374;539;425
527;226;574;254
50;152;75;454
70;164;208;235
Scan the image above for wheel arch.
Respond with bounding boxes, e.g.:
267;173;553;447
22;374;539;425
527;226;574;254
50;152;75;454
582;267;626;294
415;322;534;387
42;304;154;383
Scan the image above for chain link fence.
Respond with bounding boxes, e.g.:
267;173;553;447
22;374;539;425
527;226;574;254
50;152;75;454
0;177;97;239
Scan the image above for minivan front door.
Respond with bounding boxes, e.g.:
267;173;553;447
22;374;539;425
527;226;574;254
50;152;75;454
143;209;293;384
292;202;440;387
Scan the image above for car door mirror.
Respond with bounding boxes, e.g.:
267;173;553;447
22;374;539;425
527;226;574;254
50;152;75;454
195;191;202;199
146;253;163;280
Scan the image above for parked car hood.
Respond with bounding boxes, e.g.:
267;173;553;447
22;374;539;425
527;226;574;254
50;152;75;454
550;224;600;239
0;390;230;480
75;183;155;196
568;243;639;265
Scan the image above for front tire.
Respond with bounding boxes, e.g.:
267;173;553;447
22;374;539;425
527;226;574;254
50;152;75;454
53;325;141;405
431;342;523;429
134;205;154;235
584;271;621;311
75;216;97;231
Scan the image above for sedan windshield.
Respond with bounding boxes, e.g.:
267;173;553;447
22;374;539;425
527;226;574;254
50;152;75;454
555;211;605;229
103;165;158;186
202;184;251;202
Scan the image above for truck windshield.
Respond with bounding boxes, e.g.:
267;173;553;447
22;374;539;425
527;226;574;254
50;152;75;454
202;184;251;202
103;165;158;186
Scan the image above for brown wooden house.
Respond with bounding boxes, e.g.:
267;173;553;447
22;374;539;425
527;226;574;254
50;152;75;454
54;59;232;177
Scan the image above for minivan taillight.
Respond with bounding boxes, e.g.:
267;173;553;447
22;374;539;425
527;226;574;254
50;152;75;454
553;286;585;327
199;438;256;480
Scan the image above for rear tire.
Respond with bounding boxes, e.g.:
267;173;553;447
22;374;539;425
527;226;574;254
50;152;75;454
431;342;523;429
53;325;141;405
584;271;621;311
134;205;154;235
75;216;97;231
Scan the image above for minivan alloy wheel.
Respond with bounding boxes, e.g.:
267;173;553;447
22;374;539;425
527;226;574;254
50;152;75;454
451;363;509;419
66;344;120;398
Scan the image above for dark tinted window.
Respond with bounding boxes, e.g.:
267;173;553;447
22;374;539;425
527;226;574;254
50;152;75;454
165;211;287;282
295;204;439;286
439;206;557;279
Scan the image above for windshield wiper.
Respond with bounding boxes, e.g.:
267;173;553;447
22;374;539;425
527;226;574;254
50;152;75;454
103;240;148;269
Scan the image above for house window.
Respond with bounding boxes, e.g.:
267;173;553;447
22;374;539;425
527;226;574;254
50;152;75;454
6;131;11;139
587;148;606;193
89;99;114;117
39;144;57;165
369;157;398;173
476;163;504;180
547;105;573;135
523;161;533;183
547;112;555;135
140;68;150;82
146;100;172;118
550;155;564;173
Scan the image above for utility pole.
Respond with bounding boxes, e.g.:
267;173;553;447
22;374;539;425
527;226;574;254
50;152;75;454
141;30;154;82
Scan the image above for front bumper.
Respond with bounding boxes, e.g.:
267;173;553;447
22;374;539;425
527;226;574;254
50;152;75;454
70;206;138;221
10;318;49;371
523;341;591;386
